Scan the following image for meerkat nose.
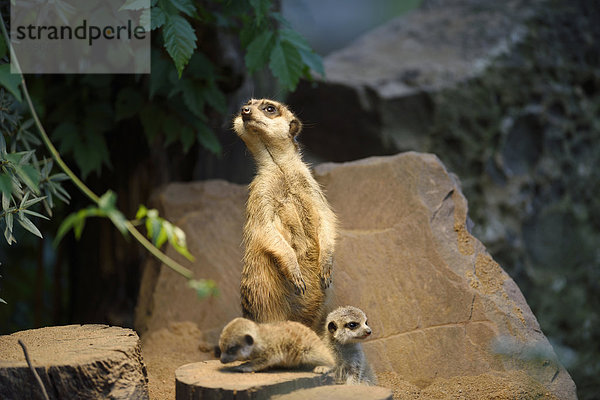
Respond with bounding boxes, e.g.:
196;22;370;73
365;329;371;336
241;106;252;117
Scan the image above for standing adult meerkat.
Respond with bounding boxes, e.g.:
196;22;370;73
323;306;377;385
218;317;335;372
233;98;337;331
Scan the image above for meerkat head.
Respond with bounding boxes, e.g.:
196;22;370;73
232;98;302;156
326;306;372;345
218;318;259;364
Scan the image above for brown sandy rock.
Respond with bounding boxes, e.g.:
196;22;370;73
287;0;540;162
135;180;246;336
0;324;148;400
135;152;576;400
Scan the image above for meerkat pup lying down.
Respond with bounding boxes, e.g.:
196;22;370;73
323;306;377;385
218;317;335;372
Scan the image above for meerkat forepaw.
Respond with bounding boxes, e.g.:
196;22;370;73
232;362;256;373
320;276;332;289
291;275;306;294
313;365;332;374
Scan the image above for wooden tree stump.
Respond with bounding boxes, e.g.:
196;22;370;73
272;385;394;400
0;324;149;400
175;360;333;400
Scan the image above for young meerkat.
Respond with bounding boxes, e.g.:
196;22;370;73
233;98;337;332
323;306;377;385
217;317;335;372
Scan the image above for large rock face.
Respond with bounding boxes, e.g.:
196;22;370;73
286;0;538;161
135;153;576;399
287;2;599;396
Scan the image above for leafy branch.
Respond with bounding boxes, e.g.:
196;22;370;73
0;13;216;297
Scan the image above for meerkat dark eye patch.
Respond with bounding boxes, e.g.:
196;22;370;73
261;103;279;116
346;322;359;330
214;346;222;358
227;345;240;355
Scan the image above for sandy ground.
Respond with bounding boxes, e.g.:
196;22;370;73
141;321;214;399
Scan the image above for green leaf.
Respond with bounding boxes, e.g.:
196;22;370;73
0;64;22;102
73;138;109;179
249;0;271;27
6;212;13;234
115;87;143;121
20;194;46;209
119;0;150;11
202;83;227;114
55;212;80;245
162;115;180;147
0;173;11;196
188;279;219;298
169;225;194;261
1;191;10;211
163;14;198;77
12;164;40;195
98;190;117;210
4;223;16;244
170;0;196;17
73;210;87;239
0;34;7;60
154;225;168;249
150;49;171;97
151;6;166;30
140;104;163;141
279;28;312;52
280;28;325;77
22;209;50;220
186;52;215;78
197;121;221;154
107;209;129;236
180;125;195;152
269;39;303;91
140;8;151;31
17;214;43;238
0;131;6;155
52;122;79;154
135;205;148;219
245;30;275;73
182;83;206;119
17;150;35;165
239;20;259;49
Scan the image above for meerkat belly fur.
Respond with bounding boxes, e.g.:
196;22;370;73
233;99;337;332
323;306;377;385
218;317;335;372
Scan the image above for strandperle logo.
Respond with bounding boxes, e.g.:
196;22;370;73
11;0;150;74
15;19;147;47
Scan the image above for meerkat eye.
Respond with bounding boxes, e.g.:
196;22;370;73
264;104;276;113
227;345;240;354
346;322;359;330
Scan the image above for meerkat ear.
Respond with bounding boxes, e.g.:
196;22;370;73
289;118;302;138
327;321;337;333
244;334;254;346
